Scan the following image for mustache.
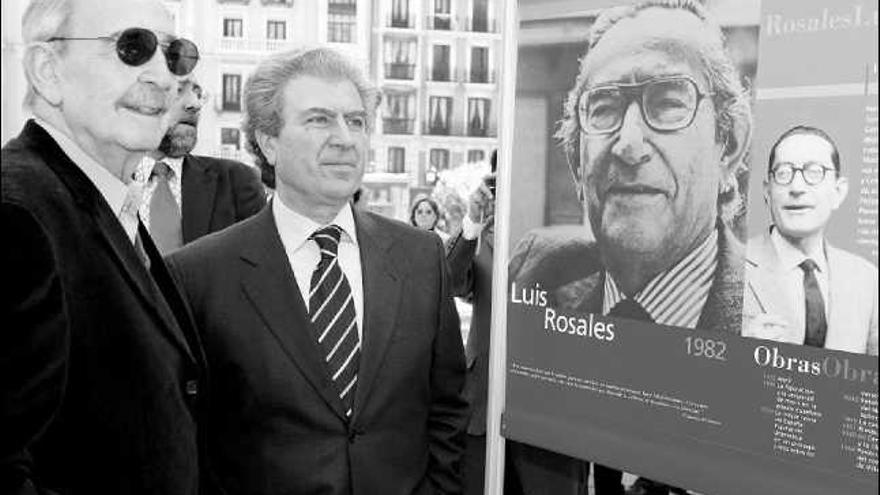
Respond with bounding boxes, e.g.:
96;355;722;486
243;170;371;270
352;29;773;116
119;88;172;112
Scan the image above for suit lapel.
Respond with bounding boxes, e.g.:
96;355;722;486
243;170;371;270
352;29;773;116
699;225;745;335
181;155;217;243
25;121;197;362
744;232;794;321
352;211;402;417
238;207;348;421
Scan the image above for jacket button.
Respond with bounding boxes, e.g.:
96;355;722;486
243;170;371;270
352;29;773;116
185;379;199;397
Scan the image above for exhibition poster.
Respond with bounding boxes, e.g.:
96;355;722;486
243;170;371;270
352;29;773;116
503;0;878;493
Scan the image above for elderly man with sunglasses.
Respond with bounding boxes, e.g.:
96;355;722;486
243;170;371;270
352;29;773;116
1;0;206;494
743;126;878;356
507;1;752;494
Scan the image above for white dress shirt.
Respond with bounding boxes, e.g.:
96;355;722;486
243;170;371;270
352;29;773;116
769;227;831;320
135;155;184;231
35;118;140;245
272;199;364;339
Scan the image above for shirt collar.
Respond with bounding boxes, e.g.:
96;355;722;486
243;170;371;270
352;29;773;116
137;155;185;182
35;117;129;216
769;226;828;274
272;198;358;253
603;229;718;327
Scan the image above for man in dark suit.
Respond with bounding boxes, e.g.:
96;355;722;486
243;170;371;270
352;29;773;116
1;0;206;493
507;1;754;494
138;76;265;254
166;47;468;495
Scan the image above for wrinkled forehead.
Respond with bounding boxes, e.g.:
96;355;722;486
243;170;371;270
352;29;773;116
581;7;716;87
69;0;174;38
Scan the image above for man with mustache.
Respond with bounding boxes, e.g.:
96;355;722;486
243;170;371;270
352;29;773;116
508;1;752;494
165;47;468;494
137;76;265;254
2;0;206;493
744;125;878;355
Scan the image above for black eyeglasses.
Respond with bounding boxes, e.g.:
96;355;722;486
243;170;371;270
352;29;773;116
770;162;836;186
577;76;714;135
48;27;199;76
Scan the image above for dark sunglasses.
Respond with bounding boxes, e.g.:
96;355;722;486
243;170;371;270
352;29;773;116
48;27;199;76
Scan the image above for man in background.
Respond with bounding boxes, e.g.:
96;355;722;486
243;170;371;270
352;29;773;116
2;0;205;493
138;76;265;254
508;0;753;493
744;125;878;355
166;47;468;494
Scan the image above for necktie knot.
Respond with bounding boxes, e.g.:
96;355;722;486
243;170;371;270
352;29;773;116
799;258;819;273
312;225;343;259
151;160;172;180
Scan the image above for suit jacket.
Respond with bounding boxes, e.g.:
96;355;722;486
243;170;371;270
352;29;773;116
1;120;206;494
180;154;266;244
509;223;744;335
744;231;879;355
446;232;494;436
166;206;468;495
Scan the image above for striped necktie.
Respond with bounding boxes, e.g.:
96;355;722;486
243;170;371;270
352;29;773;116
309;225;360;418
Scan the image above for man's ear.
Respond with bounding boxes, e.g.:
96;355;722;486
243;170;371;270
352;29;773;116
256;130;277;167
23;43;64;106
831;175;849;210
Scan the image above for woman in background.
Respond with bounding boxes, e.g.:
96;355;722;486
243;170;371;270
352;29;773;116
410;195;450;244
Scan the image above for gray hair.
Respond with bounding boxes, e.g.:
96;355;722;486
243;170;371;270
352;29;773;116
556;0;753;223
243;46;381;188
21;0;73;109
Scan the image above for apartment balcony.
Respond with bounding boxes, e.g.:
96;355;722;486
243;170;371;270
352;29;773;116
219;37;296;53
424;122;451;136
425;14;453;30
383;117;415;135
464;16;498;33
466;69;496;84
385;63;416;80
426;67;454;83
387;15;415;29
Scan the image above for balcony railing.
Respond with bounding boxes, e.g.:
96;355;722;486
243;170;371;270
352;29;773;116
219;37;296;52
388;15;415;29
385;63;416;80
467;69;496;84
424;122;451;135
467;126;488;137
464;16;498;33
383;117;415;135
426;14;452;30
427;66;452;82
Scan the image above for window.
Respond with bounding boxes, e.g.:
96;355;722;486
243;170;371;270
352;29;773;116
470;47;489;83
221;128;241;149
467;98;490;137
390;0;411;28
388;147;406;173
384;38;416;79
431;0;451;30
428;96;452;134
222;74;242;112
223;18;243;37
328;0;357;43
383;92;415;134
467;149;485;163
471;0;488;32
431;44;450;81
266;20;286;40
429;148;450;172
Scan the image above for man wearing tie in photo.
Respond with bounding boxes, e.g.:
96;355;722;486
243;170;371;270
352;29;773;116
137;76;265;254
165;47;468;495
744;125;879;355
